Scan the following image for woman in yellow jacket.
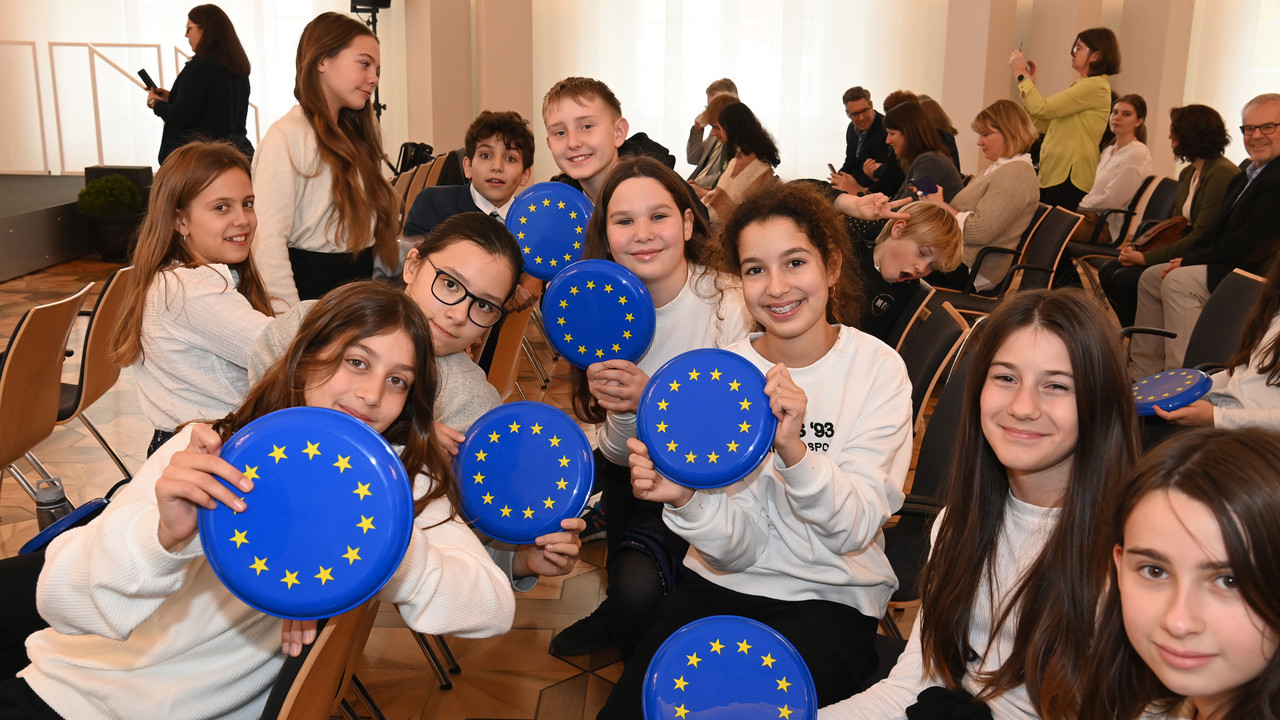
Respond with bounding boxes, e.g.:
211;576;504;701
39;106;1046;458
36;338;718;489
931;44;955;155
1009;27;1120;209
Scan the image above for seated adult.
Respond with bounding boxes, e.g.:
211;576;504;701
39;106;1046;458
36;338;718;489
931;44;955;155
686;78;738;190
1099;104;1240;325
701;101;781;225
1074;94;1153;243
829;86;904;197
686;91;739;194
921;99;1040;291
883;102;964;203
1128;93;1280;379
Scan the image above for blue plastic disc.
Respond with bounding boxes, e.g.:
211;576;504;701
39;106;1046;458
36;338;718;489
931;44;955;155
542;259;656;369
1132;368;1213;416
637;348;777;489
642;615;817;720
455;402;594;544
505;182;594;281
198;407;414;621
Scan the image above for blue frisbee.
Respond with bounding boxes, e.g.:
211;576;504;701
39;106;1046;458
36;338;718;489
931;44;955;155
198;407;414;621
542;259;657;368
505;182;594;281
455;402;594;545
1133;368;1213;416
642;615;817;720
637;348;777;489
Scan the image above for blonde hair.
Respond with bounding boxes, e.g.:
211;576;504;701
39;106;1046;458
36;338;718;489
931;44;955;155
874;201;963;272
972;99;1039;157
541;76;622;121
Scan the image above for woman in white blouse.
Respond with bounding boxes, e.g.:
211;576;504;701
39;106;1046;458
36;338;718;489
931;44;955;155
1075;94;1152;243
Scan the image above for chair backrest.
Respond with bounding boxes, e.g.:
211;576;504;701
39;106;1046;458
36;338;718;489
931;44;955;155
274;600;380;720
1009;206;1082;293
886;280;935;352
910;350;972;502
402;156;440;228
1019;203;1050;248
1113;175;1156;243
392;164;419;205
486;303;537;402
0;284;91;468
1183;268;1267;369
1140;176;1180;226
897;300;968;432
60;266;135;424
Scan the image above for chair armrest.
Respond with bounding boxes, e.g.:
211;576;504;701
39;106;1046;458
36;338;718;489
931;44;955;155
967;246;1019;294
1093;208;1136;247
1194;362;1228;374
1119;326;1178;340
1007;262;1055;289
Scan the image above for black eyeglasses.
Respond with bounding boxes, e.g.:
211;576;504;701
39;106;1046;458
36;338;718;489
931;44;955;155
1241;123;1279;137
423;258;507;328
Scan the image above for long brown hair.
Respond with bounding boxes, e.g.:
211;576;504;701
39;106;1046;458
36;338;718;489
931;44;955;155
112;140;273;366
187;4;250;77
884;102;949;172
293;12;400;266
571;156;725;424
1227;258;1280;385
919;289;1138;719
1084;427;1280;720
217;281;456;518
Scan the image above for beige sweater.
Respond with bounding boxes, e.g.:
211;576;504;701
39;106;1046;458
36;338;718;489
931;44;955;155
951;156;1040;290
705;154;778;226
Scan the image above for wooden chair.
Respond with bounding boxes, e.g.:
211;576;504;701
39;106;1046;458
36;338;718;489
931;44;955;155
885;280;935;352
1121;268;1266;372
0;285;92;500
486;304;537;402
272;600;381;720
26;267;135;483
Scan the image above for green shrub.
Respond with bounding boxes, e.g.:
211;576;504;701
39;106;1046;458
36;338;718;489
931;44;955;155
77;174;144;216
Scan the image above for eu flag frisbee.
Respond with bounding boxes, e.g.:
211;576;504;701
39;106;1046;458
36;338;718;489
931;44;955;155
506;182;594;281
637;348;776;489
542;259;656;368
199;407;414;620
642;615;817;720
1132;368;1212;416
455;402;594;544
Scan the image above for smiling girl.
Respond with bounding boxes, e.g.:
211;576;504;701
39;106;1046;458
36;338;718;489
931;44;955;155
111;140;274;456
822;288;1138;719
1085;427;1280;720
251;11;400;310
5;282;514;720
596;183;914;718
551;156;750;659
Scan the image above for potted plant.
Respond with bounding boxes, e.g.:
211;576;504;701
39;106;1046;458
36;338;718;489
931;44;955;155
77;174;145;263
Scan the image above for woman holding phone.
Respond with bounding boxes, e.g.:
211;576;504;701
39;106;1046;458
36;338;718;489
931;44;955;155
146;4;254;164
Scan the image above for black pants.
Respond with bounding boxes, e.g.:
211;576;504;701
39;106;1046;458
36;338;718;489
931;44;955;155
1099;259;1146;327
1040;178;1087;210
288;247;375;302
596;572;879;719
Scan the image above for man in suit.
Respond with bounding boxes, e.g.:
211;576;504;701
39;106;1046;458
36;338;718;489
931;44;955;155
403;110;534;238
1130;92;1280;377
829;86;904;197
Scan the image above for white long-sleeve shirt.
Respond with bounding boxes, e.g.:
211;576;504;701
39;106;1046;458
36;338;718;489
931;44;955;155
820;495;1059;719
1209;312;1280;430
664;327;912;617
133;264;273;432
1078;140;1153;240
596;265;750;465
21;426;515;720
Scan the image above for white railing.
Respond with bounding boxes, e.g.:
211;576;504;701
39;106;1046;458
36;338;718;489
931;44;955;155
0;41;51;174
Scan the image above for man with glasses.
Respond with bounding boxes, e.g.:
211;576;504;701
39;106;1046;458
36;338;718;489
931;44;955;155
829;86;904;196
1130;93;1280;378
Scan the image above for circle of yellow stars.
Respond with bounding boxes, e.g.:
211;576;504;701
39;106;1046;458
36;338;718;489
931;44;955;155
515;193;586;270
553;275;642;362
225;439;379;593
666;635;797;718
651;366;756;466
1133;369;1204;407
471;420;575;522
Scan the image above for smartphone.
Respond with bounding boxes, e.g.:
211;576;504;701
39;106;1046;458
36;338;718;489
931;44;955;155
137;69;157;90
827;163;838;175
911;174;939;197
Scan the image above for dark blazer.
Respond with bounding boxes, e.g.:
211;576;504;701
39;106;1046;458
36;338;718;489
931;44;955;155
403;184;481;238
152;55;252;164
1183;157;1280;289
840;111;903;195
